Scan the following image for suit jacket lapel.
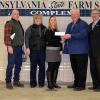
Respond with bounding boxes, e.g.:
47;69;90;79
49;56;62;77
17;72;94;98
90;23;92;31
92;20;100;31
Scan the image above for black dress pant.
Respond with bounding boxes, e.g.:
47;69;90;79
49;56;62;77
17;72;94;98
30;50;45;86
90;55;100;88
70;54;88;88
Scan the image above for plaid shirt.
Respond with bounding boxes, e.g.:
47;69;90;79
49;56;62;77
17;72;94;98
4;21;13;46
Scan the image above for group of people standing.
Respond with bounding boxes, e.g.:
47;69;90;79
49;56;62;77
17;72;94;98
4;8;100;92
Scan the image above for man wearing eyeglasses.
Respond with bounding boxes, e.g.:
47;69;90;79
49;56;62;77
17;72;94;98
88;9;100;91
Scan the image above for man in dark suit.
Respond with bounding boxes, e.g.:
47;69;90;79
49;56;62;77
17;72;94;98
88;9;100;91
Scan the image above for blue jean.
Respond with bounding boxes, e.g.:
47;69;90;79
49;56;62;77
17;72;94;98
6;46;23;83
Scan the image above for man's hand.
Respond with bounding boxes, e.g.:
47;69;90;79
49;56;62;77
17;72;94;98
26;48;30;55
63;34;71;39
7;46;13;54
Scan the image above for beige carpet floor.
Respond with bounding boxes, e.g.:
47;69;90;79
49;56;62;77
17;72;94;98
0;82;100;100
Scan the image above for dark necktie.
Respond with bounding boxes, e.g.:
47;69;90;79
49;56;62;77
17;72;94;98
92;22;95;30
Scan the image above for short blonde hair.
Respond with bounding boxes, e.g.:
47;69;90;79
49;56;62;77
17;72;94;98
33;13;43;24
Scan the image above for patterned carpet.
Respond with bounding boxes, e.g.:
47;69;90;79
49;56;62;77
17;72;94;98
0;82;100;100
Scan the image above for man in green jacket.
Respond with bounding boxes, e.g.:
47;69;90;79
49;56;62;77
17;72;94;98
4;9;24;89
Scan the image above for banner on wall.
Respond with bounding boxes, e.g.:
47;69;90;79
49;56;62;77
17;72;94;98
0;0;100;16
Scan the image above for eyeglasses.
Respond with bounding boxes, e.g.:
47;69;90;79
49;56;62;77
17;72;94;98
91;13;100;15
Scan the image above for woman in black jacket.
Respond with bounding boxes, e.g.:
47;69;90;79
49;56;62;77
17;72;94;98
45;16;62;90
25;14;46;88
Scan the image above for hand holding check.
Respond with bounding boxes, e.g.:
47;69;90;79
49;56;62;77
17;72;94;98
60;34;71;43
63;34;71;39
55;32;71;43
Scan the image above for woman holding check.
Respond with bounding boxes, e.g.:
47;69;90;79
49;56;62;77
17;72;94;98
45;16;62;90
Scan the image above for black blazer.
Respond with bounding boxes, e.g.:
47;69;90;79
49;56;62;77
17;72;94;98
89;19;100;57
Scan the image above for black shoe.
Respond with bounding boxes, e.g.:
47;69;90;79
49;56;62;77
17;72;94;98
48;81;54;90
6;83;13;89
13;82;24;87
48;85;54;90
30;85;37;88
74;87;85;91
54;85;61;88
93;88;100;92
67;84;75;88
39;85;44;88
48;82;54;90
53;83;61;88
88;87;97;90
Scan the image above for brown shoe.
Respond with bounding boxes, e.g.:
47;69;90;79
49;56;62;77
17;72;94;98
13;82;24;87
6;83;13;89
